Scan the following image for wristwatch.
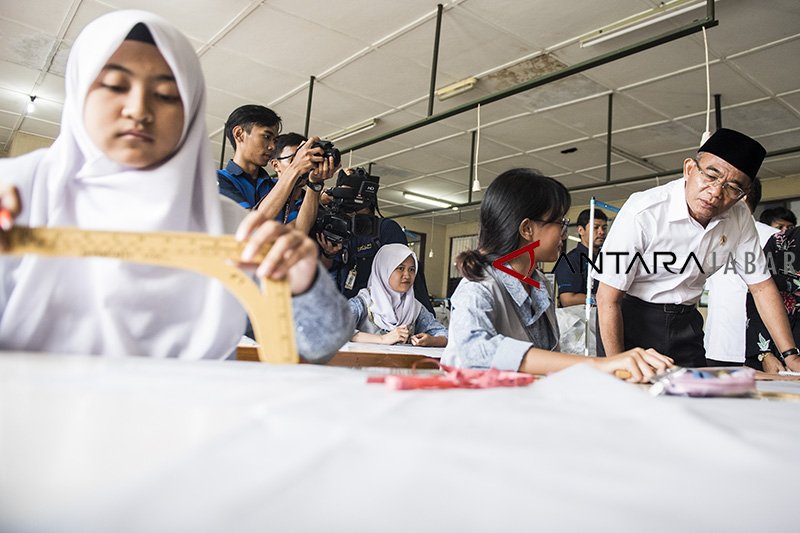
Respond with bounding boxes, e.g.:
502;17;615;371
781;347;800;362
307;180;324;193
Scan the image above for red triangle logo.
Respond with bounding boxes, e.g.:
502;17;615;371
491;241;541;288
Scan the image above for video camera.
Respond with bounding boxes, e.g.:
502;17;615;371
315;167;380;244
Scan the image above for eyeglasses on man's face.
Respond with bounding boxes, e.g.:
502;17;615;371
693;159;748;200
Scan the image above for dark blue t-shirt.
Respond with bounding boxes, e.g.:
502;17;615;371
554;242;599;299
217;160;302;222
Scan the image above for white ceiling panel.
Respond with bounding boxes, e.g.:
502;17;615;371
63;1;116;42
481;113;587;152
0;110;17;129
218;5;365;78
0;1;73;35
678;100;800;138
623;62;768;119
782;93;800;114
541;93;665;136
377;148;463;175
0;17;57;70
611;121;702;157
761;155;800;177
19;116;59;138
499;74;608;113
557;28;706;90
756;130;800;153
462;0;648;49
26;97;62;124
323;48;432;108
0;87;29;114
263;0;440;44
201;47;307;102
728;37;800;96
703;0;800;57
478;153;571;177
531;138;624;170
379;9;530;82
36;73;66;103
581;161;660;182
433;95;529;131
0;59;41;94
103;0;254;42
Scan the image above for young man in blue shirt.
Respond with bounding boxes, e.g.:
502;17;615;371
217;105;333;214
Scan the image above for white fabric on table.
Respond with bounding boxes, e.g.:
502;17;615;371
1;353;798;532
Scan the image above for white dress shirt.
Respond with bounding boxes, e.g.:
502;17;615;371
594;178;769;305
703;220;778;362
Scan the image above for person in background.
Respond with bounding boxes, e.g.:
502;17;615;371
349;244;447;346
746;226;800;370
0;10;353;362
759;206;796;232
442;168;672;382
268;132;336;234
554;208;608;307
704;178;778;367
217;105;333;213
317;169;435;313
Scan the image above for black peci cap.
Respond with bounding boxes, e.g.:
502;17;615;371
698;128;766;180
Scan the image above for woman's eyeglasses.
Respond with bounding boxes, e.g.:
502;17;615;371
535;217;570;233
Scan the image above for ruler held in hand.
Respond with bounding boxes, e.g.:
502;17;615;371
2;226;298;364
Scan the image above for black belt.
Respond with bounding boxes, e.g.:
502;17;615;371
623;295;696;315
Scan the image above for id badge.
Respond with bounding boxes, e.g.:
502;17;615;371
344;268;357;291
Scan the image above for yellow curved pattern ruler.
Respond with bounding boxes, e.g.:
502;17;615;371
2;226;298;364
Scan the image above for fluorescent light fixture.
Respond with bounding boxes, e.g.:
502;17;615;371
324;118;377;142
436;77;478;101
26;95;35;113
403;192;452;208
567;235;581;243
579;0;705;48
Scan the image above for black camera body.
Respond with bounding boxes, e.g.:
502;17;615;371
316;168;380;244
310;140;341;168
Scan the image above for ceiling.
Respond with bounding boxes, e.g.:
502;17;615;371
1;0;799;224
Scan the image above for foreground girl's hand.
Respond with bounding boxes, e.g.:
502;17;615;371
590;348;674;383
0;185;21;250
236;212;318;295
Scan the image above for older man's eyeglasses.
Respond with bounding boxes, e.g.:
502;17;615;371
693;159;748;200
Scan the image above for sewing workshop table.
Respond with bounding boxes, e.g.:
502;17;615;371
2;353;800;532
238;341;444;369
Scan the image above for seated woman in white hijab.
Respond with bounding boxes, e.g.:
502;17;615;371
349;244;447;346
0;10;353;362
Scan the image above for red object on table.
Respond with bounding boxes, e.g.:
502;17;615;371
368;365;536;390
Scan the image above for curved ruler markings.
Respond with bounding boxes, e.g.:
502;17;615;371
2;226;298;364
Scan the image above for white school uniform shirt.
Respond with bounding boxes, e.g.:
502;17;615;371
593;177;769;305
703;221;778;362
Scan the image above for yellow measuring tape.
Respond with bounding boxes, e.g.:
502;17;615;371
2;226;298;364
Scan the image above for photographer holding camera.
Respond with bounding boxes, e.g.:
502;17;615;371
316;169;434;313
268;132;340;234
217;105;337;220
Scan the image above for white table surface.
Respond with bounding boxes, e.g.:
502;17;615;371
1;353;799;532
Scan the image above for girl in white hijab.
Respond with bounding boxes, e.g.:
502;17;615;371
349;244;447;346
0;10;353;360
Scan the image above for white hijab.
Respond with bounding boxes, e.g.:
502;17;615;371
360;244;422;331
0;10;246;358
